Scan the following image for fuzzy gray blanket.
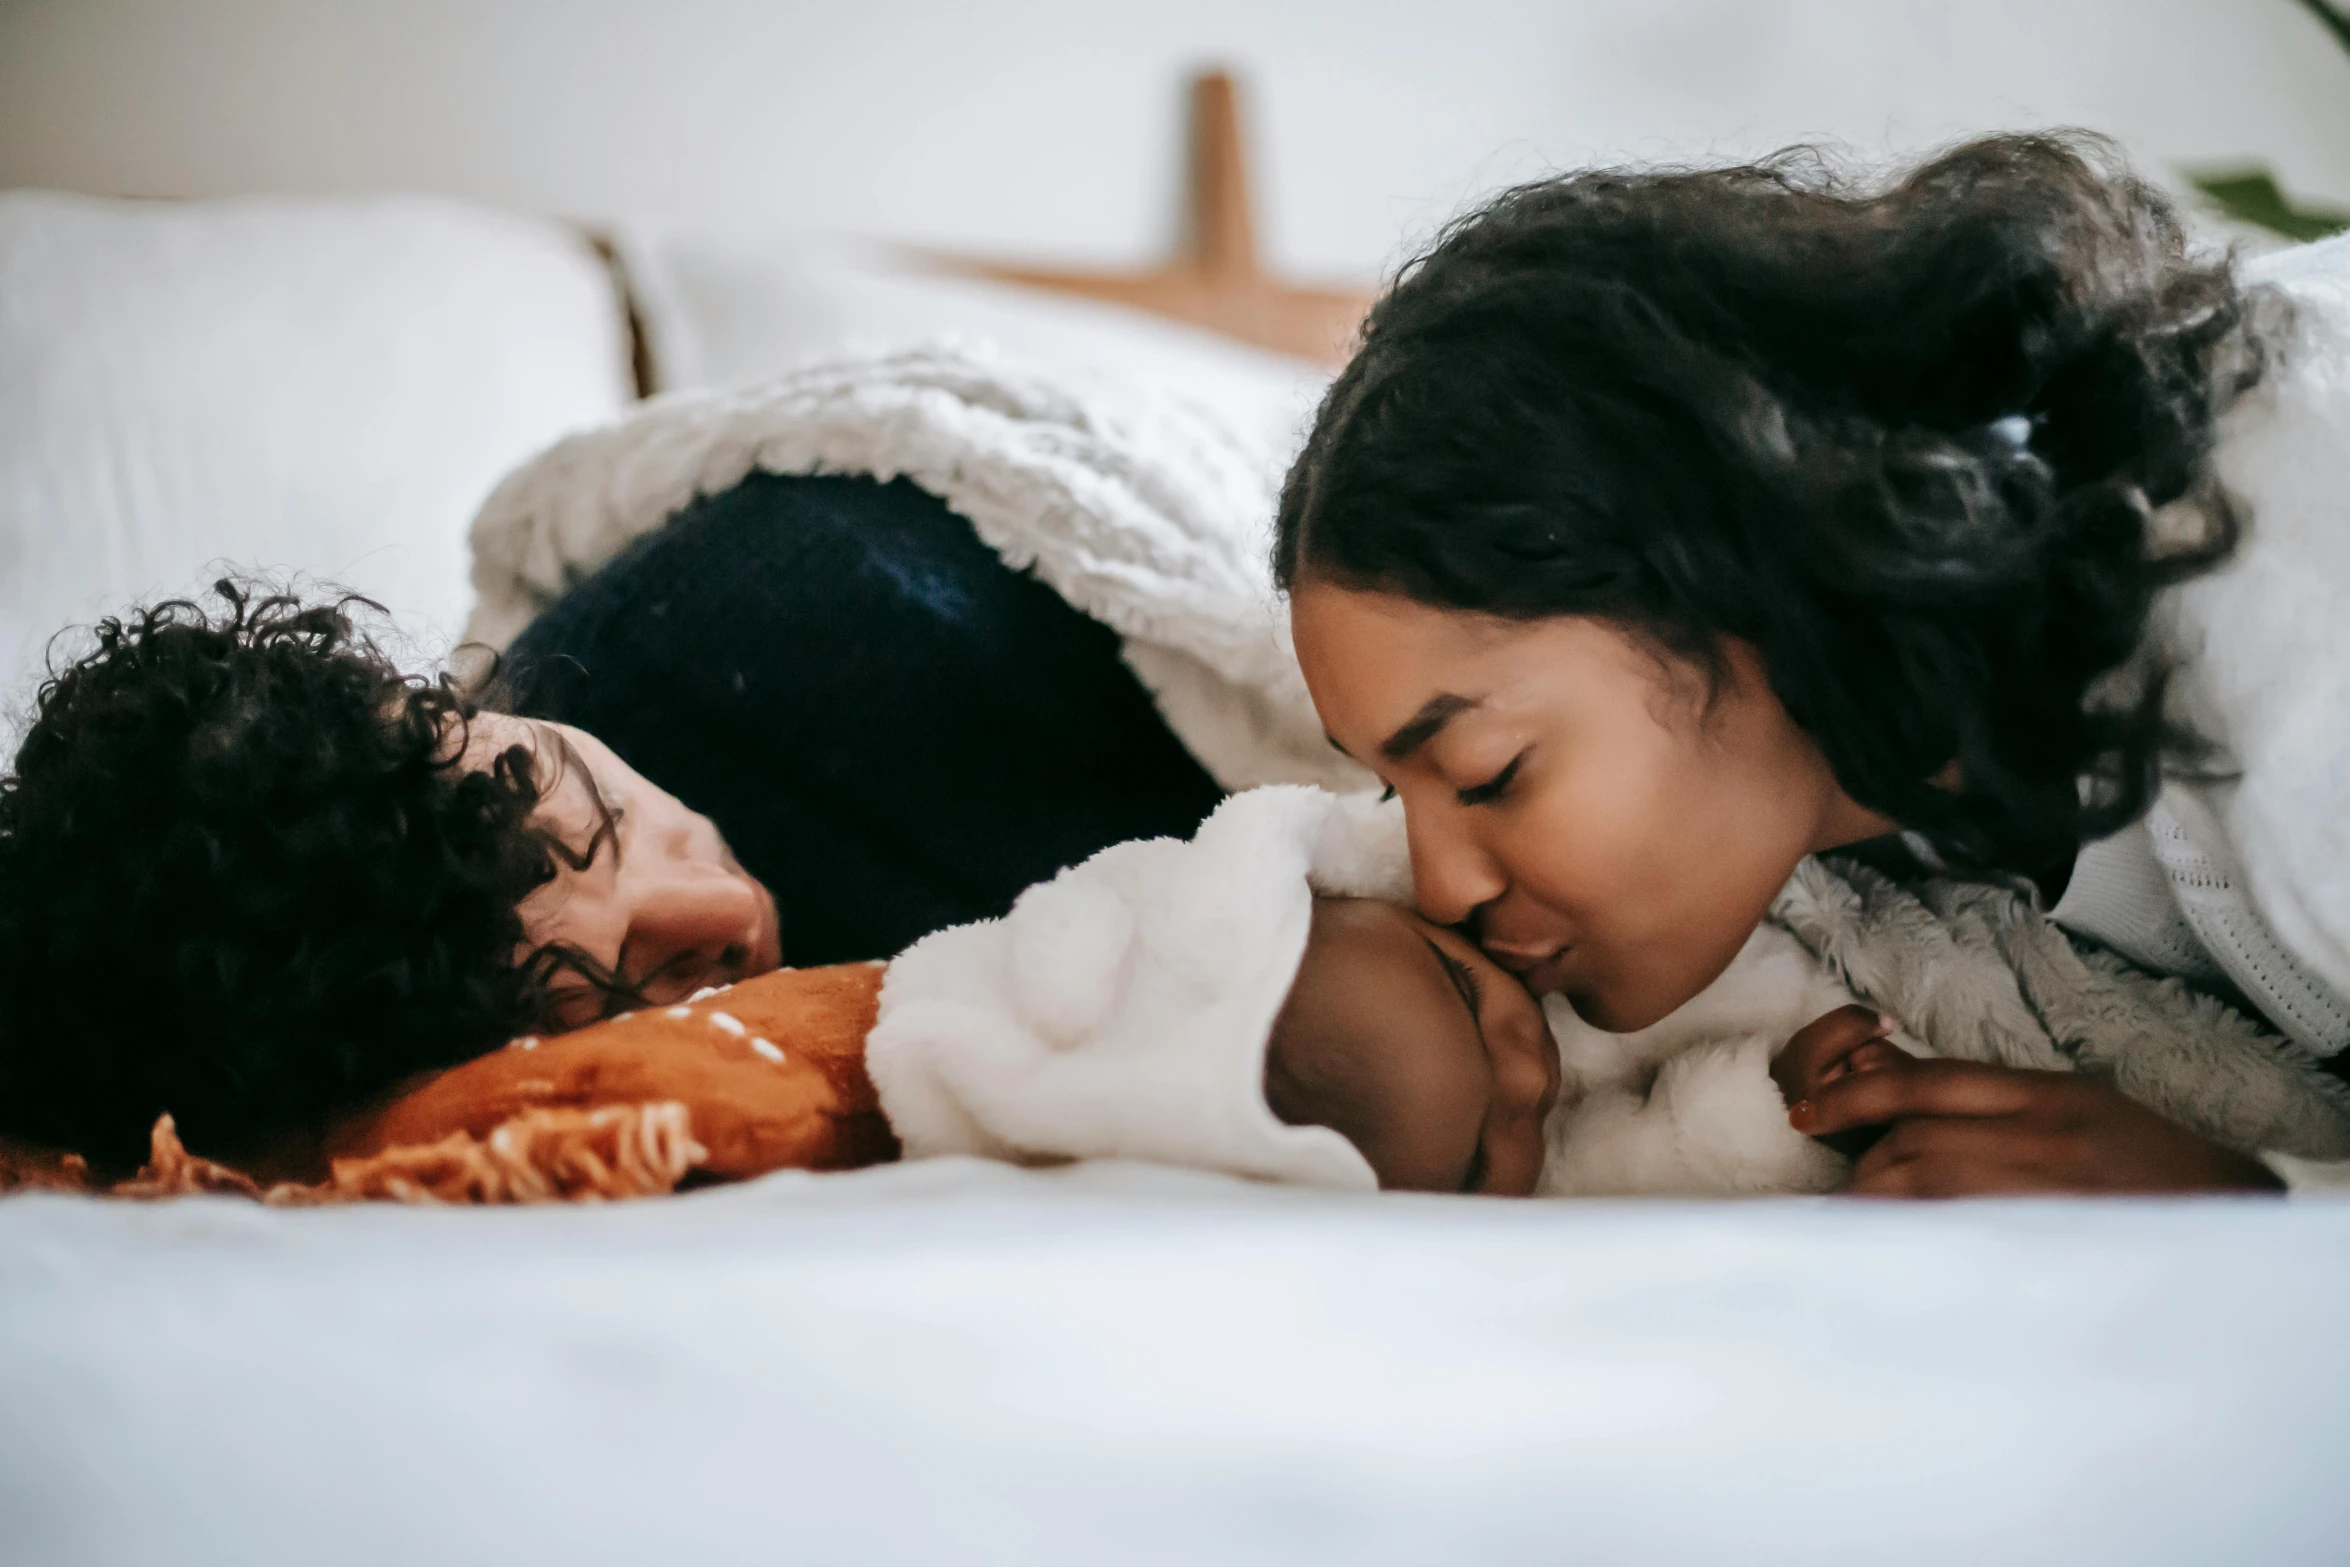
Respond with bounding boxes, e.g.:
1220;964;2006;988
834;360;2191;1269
1774;857;2350;1162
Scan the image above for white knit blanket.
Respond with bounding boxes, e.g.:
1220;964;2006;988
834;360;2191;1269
464;345;1365;796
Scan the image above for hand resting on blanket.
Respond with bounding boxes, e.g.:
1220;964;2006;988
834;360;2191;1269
1773;1006;2281;1196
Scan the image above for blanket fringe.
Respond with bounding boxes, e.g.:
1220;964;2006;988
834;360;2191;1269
54;1106;710;1206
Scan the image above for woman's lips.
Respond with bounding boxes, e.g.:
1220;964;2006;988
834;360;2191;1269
1492;945;1571;995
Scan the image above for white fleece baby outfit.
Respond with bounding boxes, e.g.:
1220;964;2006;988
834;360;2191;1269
868;787;1397;1191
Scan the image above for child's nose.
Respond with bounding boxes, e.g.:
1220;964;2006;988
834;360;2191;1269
624;865;761;990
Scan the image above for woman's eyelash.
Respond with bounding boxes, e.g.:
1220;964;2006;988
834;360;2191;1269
1456;753;1524;807
1377;752;1523;807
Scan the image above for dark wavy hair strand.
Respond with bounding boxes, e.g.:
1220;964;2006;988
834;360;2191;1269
1276;134;2270;873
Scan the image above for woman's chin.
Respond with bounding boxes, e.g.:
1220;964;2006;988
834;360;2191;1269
1555;978;1678;1036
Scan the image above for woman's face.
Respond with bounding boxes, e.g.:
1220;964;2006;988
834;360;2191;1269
1290;584;1890;1032
467;713;784;1026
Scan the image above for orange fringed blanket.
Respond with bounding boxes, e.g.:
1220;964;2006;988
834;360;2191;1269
0;962;900;1207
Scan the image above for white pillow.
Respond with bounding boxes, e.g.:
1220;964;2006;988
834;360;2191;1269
619;228;1332;461
0;192;633;718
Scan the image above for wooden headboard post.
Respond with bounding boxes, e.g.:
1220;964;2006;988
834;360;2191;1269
1185;71;1257;284
931;69;1374;367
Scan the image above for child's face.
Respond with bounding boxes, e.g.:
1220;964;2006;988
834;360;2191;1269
1267;899;1561;1195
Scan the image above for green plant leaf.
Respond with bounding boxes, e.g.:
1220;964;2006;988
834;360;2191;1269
2190;168;2350;242
2296;0;2350;57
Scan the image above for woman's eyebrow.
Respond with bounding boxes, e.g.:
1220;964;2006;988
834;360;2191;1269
1380;693;1481;762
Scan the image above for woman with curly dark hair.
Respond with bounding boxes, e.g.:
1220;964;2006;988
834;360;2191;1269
1279;133;2350;1194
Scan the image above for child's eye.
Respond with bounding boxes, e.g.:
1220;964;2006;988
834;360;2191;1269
1433;946;1482;1014
1455;753;1524;807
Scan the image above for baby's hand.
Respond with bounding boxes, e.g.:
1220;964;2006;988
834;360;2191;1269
1770;1005;1915;1162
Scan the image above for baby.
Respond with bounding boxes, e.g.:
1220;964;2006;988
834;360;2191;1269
1261;897;1561;1195
1262;895;1893;1198
868;784;1884;1196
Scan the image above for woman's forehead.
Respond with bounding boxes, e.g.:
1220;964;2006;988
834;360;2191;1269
1293;586;1665;746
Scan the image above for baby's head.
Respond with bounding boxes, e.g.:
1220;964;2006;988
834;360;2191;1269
1265;898;1561;1195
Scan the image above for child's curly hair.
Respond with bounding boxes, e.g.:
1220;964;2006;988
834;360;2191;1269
0;581;594;1168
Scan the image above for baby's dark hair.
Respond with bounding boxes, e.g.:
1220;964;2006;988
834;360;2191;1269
0;580;613;1168
1276;133;2269;873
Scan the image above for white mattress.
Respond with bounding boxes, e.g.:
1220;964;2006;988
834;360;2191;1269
5;1164;2346;1565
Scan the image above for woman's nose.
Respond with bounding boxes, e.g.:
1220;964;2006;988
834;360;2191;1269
1406;805;1507;929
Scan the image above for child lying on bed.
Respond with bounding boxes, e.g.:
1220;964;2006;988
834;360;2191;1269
868;785;2350;1197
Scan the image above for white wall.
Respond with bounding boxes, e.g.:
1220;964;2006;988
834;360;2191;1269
4;0;2348;281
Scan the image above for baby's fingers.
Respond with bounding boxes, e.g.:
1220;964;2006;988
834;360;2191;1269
1769;1005;1893;1105
1791;1059;2050;1137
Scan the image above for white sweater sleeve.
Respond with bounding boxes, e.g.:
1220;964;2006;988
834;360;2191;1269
2119;235;2350;1058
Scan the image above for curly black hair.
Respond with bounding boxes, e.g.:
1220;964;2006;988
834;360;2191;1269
1275;134;2272;874
0;581;606;1169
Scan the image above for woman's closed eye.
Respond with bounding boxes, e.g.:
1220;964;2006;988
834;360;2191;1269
1455;752;1525;807
1375;752;1526;808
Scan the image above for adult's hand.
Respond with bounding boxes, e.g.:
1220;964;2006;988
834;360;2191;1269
1785;1049;2282;1197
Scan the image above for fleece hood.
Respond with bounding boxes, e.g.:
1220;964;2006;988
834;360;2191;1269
866;786;1411;1190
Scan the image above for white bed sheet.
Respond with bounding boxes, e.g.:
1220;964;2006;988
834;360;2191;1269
4;1163;2345;1565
